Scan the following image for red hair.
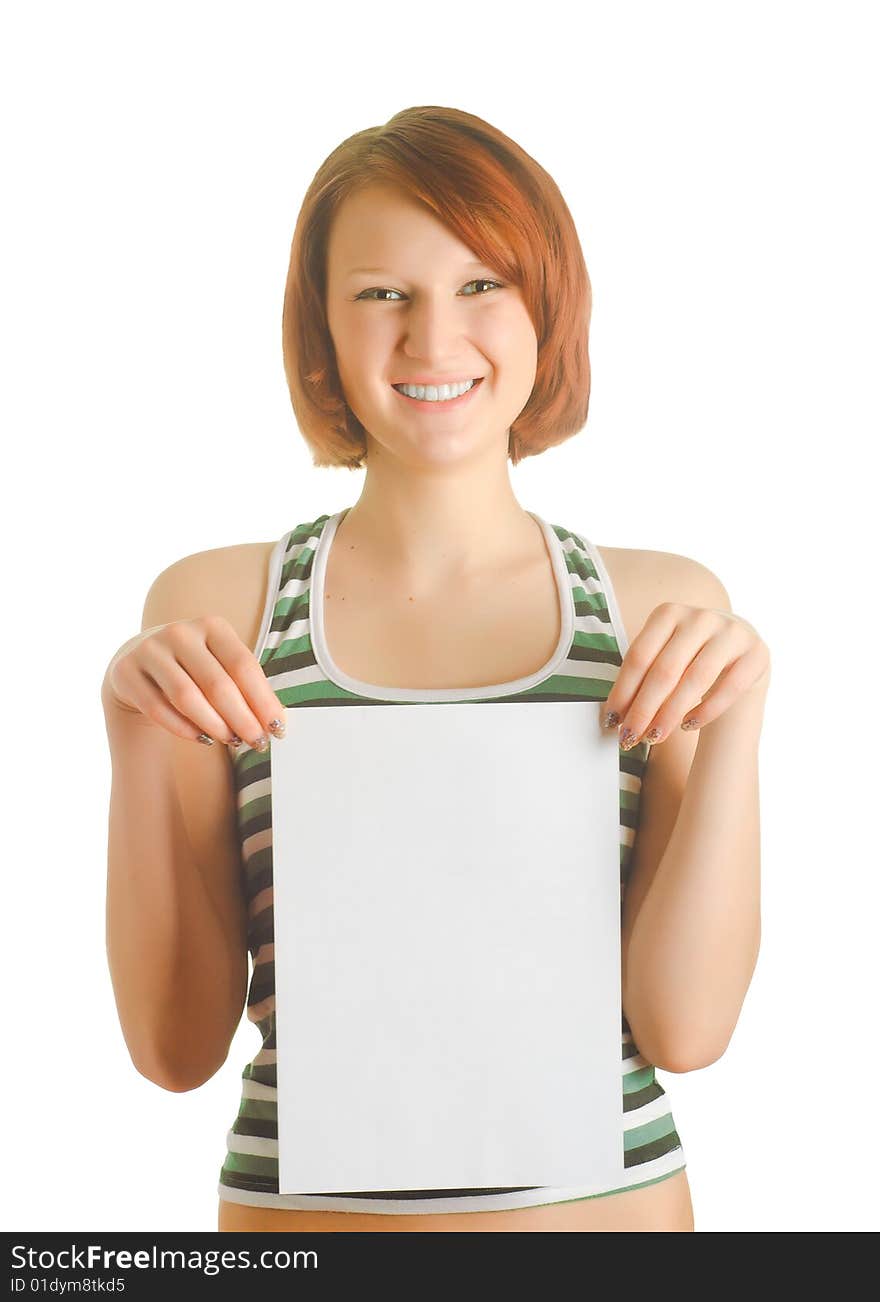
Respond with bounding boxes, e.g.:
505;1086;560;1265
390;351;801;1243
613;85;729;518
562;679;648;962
282;105;592;469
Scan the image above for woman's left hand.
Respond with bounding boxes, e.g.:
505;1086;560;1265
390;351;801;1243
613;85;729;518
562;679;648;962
602;603;771;750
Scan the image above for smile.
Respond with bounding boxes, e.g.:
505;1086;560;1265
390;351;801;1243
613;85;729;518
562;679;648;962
391;377;483;410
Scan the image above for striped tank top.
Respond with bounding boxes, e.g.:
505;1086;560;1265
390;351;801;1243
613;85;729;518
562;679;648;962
217;508;686;1213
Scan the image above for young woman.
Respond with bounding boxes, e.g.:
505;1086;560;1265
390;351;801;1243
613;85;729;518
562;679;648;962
103;106;770;1233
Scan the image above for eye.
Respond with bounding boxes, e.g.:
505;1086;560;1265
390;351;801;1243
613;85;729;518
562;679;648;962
355;287;405;302
461;278;504;296
354;279;504;302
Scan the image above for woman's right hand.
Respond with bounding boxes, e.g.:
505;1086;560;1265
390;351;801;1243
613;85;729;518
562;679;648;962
101;616;287;751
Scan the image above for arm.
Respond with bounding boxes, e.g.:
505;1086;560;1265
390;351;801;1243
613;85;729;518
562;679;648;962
615;554;769;1072
104;706;247;1091
103;544;273;1091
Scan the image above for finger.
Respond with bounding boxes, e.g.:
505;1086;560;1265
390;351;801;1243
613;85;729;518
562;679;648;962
626;629;749;746
615;618;741;748
146;622;287;748
677;644;770;730
200;616;288;739
117;663;228;745
602;604;681;729
139;639;250;745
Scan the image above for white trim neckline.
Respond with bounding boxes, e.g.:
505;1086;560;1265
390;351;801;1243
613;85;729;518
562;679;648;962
309;508;576;703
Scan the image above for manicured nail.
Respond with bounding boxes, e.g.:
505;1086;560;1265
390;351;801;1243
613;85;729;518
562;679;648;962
603;710;620;728
681;718;700;731
619;727;639;751
196;733;214;746
268;718;286;738
251;735;269;752
226;735;243;748
646;727;662;743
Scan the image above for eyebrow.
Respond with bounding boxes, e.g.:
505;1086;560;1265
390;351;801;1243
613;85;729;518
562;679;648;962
346;260;494;276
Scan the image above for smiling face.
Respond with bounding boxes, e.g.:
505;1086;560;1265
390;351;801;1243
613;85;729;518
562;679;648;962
325;182;538;468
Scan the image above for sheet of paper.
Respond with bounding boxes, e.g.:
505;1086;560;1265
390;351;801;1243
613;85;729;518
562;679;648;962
270;700;624;1193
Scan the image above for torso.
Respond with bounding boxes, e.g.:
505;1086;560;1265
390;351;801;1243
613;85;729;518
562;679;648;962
320;510;566;690
216;511;694;1232
218;1167;693;1230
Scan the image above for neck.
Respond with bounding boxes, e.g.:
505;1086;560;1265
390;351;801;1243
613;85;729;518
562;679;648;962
336;483;540;585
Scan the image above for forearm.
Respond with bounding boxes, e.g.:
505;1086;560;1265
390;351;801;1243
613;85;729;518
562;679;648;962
104;714;245;1089
623;679;768;1069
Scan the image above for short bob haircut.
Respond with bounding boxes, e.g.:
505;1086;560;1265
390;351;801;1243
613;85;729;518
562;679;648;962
282;105;592;469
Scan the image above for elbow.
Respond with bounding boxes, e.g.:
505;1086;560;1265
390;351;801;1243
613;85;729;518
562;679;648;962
625;986;745;1074
131;1055;204;1093
652;1043;728;1073
650;976;757;1073
628;1007;731;1073
153;1068;210;1094
659;983;759;1075
130;1044;226;1094
651;1031;732;1073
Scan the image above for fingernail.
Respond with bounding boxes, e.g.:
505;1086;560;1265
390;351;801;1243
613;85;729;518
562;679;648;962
646;728;662;743
619;727;639;751
267;718;286;738
681;718;700;731
603;710;620;728
251;735;269;752
226;735;243;749
196;733;214;746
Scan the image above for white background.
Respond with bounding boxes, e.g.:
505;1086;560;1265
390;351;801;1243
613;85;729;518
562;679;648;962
3;0;876;1232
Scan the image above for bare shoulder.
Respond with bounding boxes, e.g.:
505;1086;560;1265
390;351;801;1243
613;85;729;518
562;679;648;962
142;539;279;650
594;544;732;647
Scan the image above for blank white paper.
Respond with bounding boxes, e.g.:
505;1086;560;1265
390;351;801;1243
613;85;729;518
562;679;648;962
270;700;624;1193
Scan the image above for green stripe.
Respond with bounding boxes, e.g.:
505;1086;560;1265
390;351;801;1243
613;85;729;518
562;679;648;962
236;1098;278;1123
222;1151;278;1178
623;1112;677;1150
622;1064;657;1094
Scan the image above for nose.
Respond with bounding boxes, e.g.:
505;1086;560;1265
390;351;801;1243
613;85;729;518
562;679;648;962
400;291;473;368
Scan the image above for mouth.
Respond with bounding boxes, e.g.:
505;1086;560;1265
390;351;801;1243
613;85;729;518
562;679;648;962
390;377;484;410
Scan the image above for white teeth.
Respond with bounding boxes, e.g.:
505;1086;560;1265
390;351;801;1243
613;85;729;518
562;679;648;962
393;379;477;402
